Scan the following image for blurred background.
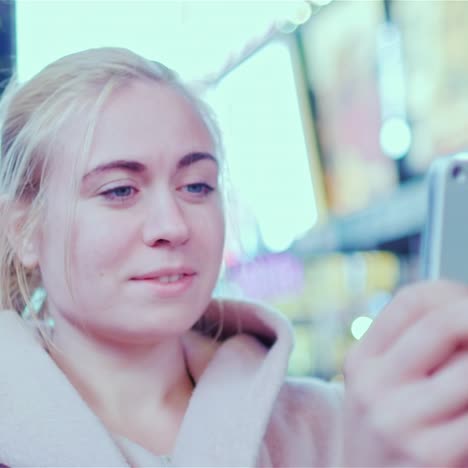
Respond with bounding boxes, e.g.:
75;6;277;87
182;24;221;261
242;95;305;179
0;0;465;379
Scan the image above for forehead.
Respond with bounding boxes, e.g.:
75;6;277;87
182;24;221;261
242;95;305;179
50;79;216;184
88;80;215;168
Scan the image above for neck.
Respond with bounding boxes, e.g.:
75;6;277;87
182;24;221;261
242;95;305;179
48;313;195;452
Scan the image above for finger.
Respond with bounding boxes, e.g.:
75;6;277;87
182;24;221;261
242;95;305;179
373;351;468;433
356;280;468;359
408;412;468;467
416;349;468;423
379;297;468;382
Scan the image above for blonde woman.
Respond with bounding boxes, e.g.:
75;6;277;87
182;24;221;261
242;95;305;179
1;48;467;467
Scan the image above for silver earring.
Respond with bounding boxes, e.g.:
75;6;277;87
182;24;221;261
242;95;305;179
21;287;55;332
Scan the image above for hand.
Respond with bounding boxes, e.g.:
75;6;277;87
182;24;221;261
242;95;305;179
343;280;468;467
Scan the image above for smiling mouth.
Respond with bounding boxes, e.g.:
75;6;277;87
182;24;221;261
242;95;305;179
138;273;192;284
131;271;196;282
130;272;196;298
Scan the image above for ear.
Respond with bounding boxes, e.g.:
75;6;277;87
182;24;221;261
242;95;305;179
17;233;40;270
5;199;40;270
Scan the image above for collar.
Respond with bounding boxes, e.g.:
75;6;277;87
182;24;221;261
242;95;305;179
0;299;293;467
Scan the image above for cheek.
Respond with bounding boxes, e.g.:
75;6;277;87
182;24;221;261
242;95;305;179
73;209;140;275
194;204;225;260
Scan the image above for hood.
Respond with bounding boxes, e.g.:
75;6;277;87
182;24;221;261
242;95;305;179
0;299;295;467
173;298;295;467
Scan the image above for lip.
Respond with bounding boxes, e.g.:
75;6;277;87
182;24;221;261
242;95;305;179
131;267;196;281
130;268;196;299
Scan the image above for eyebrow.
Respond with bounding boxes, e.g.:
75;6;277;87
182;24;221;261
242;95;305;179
177;152;218;169
82;152;218;182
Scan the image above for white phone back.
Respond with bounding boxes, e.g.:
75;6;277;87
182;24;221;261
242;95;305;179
421;154;468;283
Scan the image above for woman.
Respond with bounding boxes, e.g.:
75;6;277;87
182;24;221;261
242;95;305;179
1;47;467;467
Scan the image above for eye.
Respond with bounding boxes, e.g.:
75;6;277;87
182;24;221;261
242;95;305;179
100;185;138;202
182;183;214;196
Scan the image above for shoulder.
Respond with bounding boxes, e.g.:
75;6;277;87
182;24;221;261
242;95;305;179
261;377;344;467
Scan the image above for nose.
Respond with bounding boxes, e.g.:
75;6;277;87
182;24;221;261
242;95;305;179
142;191;190;248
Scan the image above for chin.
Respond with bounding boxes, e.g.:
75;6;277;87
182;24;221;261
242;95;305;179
111;305;205;341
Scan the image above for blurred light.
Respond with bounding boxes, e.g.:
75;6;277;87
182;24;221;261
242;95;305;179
351;316;373;340
376;23;407;123
290;2;312;25
380;117;412;159
263;229;295;253
310;0;334;5
227;253;305;301
379;70;405;113
205;41;318;255
278;21;299;34
377;22;400;50
15;2;302;82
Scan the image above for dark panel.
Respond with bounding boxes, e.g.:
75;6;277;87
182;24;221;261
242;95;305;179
0;0;15;92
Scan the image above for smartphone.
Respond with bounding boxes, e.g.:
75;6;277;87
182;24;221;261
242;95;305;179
421;153;468;283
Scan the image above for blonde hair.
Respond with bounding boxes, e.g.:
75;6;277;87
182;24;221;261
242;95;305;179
0;47;224;315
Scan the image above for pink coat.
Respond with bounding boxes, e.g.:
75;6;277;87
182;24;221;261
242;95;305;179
0;299;344;467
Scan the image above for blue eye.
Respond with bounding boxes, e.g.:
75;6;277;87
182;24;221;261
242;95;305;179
184;183;214;196
101;186;137;201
